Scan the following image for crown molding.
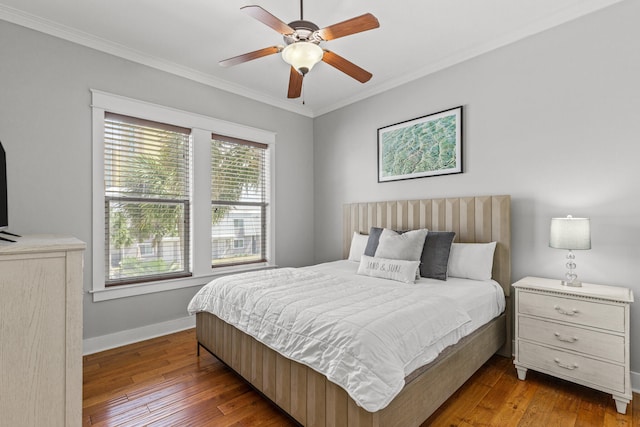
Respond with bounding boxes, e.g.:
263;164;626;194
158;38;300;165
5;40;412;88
1;0;624;119
0;4;315;118
313;0;625;117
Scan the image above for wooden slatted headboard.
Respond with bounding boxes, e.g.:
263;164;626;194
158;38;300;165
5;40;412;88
343;195;511;296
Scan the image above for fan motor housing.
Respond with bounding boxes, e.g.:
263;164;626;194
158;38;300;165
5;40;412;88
284;20;321;44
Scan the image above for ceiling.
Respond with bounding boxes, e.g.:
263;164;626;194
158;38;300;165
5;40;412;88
0;0;623;117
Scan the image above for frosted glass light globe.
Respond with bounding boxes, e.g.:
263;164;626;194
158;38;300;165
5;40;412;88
282;42;323;75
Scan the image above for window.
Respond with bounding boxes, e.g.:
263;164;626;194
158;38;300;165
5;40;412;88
138;243;154;257
91;90;276;301
104;113;191;286
211;135;268;267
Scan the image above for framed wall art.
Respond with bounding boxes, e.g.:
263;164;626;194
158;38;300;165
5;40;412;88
378;106;463;182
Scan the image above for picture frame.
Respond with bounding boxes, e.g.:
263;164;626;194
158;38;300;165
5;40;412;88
377;106;463;182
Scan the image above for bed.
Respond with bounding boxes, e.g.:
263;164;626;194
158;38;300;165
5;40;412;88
191;195;511;426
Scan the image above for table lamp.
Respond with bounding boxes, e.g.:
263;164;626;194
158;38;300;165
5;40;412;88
549;215;591;287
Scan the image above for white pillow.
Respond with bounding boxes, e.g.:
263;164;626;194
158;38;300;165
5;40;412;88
357;255;420;284
447;242;497;281
347;232;369;262
374;228;428;261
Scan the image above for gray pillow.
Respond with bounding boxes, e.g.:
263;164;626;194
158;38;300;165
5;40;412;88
364;227;384;256
375;228;428;261
365;227;413;256
364;227;383;256
419;231;456;280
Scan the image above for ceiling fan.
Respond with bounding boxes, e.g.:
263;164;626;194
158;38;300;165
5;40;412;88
219;1;380;99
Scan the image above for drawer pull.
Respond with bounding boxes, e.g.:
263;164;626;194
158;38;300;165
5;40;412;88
554;305;579;316
554;332;578;343
554;358;578;370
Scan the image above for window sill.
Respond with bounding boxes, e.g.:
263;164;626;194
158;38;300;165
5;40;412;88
90;263;277;302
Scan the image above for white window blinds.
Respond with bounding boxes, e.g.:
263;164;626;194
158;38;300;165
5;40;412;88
211;134;269;267
104;112;191;286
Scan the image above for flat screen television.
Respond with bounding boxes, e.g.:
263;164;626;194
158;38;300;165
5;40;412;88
0;141;7;231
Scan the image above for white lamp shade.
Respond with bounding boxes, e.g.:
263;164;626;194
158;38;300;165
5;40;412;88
549;216;591;250
282;42;323;74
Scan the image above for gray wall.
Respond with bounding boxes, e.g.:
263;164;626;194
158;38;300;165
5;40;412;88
2;1;638;371
314;1;640;371
0;20;315;339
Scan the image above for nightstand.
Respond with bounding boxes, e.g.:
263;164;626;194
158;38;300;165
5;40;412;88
513;276;633;414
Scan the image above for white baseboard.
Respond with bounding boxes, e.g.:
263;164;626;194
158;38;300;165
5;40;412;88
632;370;640;394
83;315;196;355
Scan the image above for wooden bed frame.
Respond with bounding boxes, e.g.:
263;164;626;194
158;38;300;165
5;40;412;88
196;195;511;426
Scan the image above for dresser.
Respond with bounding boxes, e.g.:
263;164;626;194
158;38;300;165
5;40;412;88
0;235;85;427
513;276;633;414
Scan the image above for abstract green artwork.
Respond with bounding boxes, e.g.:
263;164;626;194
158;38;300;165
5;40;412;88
378;106;462;182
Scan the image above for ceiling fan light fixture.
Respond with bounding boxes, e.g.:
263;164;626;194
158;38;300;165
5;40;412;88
282;42;323;75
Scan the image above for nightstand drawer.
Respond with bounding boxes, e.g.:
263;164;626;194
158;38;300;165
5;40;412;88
518;291;625;332
518;341;625;393
518;316;625;363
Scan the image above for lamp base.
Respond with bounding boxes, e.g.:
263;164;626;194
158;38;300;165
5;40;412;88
561;280;582;287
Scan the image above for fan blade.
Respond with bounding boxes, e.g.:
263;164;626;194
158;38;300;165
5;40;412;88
219;46;281;67
322;50;372;83
241;5;295;35
287;67;303;98
317;13;379;41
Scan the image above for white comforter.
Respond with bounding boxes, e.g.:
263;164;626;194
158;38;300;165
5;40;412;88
187;266;477;412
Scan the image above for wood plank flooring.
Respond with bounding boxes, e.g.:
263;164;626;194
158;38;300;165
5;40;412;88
83;329;639;426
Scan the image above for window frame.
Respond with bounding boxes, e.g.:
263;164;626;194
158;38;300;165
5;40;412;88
103;112;192;286
210;136;269;269
91;90;276;302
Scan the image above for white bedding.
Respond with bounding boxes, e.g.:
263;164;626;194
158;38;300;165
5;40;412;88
309;260;506;336
187;260;505;412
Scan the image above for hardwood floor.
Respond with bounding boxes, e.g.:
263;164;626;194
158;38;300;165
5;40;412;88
84;329;639;426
